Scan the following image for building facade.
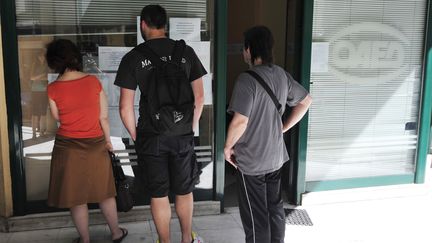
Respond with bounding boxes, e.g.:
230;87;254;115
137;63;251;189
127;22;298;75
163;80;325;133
0;0;431;220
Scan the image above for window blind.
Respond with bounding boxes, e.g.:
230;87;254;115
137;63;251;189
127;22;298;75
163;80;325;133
16;0;207;28
306;0;426;181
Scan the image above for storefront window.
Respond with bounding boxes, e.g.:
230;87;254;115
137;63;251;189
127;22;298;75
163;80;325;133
15;0;215;204
306;0;427;182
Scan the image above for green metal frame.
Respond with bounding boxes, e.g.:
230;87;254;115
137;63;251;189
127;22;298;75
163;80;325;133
1;0;228;215
415;0;432;183
296;0;314;204
306;175;414;191
1;0;27;216
214;0;227;212
300;0;432;195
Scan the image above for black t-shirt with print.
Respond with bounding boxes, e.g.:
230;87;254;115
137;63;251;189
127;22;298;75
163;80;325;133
114;38;207;135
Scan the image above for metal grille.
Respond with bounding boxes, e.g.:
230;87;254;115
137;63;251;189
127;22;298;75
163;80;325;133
285;209;313;226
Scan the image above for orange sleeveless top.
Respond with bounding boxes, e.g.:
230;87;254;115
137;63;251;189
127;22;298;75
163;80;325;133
47;75;104;138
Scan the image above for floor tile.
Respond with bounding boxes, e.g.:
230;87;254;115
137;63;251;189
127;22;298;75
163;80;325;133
149;219;183;233
228;212;243;228
122;233;154;243
8;228;59;242
121;221;152;235
192;214;241;231
198;228;245;243
0;232;11;243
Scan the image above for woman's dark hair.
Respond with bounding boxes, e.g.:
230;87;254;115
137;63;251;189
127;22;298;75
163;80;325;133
46;39;82;74
243;26;274;64
140;5;167;29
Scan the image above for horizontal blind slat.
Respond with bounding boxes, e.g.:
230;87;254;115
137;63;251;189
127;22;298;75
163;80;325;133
16;0;207;27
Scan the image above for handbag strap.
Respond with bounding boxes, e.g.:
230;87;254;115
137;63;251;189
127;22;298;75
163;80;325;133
245;70;282;115
109;152;126;180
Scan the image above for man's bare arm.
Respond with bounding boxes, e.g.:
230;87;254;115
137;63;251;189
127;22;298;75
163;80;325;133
119;88;137;141
191;77;205;132
282;95;312;133
224;112;249;168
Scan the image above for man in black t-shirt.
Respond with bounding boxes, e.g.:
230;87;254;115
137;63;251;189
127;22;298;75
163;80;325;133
114;5;206;243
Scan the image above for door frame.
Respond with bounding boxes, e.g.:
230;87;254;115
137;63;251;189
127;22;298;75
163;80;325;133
214;0;227;211
1;0;27;216
297;0;432;198
296;0;314;203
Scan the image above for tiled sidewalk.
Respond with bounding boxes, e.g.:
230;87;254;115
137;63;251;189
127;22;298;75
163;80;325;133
2;156;432;243
1;190;432;243
0;209;245;243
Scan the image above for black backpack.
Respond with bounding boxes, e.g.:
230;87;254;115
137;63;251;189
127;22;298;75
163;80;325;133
135;40;194;136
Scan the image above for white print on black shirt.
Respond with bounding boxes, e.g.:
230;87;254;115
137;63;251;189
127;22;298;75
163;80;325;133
141;55;187;69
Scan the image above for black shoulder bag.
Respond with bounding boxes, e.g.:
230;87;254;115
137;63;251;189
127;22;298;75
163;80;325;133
109;152;134;212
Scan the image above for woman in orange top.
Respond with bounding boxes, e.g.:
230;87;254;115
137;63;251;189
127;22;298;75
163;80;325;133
46;39;128;243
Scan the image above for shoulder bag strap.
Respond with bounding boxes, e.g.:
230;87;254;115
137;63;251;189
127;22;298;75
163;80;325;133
245;70;282;115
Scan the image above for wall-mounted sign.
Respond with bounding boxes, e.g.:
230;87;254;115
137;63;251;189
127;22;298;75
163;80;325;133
169;18;201;41
98;46;133;72
311;42;329;73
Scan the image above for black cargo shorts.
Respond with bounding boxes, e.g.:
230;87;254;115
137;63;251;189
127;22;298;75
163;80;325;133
135;133;199;198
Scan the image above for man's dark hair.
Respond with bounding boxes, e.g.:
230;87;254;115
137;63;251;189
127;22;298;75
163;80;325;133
140;5;167;29
46;39;82;74
243;26;274;64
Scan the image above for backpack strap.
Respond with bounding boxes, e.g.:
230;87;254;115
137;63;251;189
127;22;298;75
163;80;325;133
245;70;282;115
171;40;186;65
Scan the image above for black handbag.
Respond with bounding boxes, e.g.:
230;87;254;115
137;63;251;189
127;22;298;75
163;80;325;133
109;152;134;212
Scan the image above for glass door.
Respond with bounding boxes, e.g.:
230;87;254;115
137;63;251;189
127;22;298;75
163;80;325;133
305;0;428;190
14;0;215;212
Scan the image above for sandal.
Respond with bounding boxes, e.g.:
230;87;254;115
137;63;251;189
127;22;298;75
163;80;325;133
72;237;81;243
113;228;128;243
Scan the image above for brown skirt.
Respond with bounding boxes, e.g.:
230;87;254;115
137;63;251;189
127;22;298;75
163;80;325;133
47;135;116;208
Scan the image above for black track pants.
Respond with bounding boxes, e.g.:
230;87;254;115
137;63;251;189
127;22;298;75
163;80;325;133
237;168;285;243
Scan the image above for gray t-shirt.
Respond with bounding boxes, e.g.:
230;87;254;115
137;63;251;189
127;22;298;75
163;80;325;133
228;64;308;175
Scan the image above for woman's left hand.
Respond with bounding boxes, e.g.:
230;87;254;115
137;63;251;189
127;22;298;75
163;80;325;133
106;141;113;152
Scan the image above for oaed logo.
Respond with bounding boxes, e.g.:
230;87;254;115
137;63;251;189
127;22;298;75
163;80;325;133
329;22;409;83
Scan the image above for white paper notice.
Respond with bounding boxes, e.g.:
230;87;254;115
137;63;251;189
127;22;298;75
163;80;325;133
311;42;329;72
48;73;59;84
194;124;199;137
97;73;140;138
137;16;144;45
203;73;213;105
98;46;133;72
169;18;201;41
187;41;211;72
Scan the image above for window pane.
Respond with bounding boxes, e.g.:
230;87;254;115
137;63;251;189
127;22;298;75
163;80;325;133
16;0;215;203
306;0;426;181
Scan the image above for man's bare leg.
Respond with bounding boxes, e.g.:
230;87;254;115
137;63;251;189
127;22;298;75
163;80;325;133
152;196;172;243
176;193;193;243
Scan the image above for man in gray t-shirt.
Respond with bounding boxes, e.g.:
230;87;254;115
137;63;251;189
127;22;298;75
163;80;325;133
224;26;312;243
